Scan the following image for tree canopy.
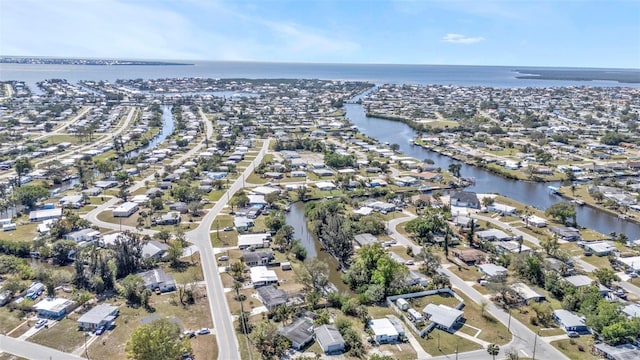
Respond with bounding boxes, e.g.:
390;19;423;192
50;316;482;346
545;202;577;226
125;318;190;360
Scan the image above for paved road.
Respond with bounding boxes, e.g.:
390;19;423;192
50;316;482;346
387;215;568;360
185;137;269;360
84;108;213;233
0;335;85;360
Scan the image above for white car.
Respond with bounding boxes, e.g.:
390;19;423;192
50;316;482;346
35;319;48;329
197;328;210;335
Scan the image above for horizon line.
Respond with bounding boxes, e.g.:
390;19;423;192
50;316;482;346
1;54;639;71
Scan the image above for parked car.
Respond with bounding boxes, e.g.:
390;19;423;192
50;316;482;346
567;331;580;338
223;227;233;231
218;256;229;261
96;326;106;335
183;329;196;338
197;328;210;335
405;260;414;266
35;319;48;329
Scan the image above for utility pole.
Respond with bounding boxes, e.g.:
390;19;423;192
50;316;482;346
532;331;539;360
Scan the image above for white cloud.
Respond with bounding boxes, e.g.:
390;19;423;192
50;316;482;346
441;33;485;44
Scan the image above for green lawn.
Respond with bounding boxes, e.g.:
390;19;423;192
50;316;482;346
28;317;85;353
0;223;38;242
210;230;238;247
416;328;482;355
551;337;599;360
0;308;27;334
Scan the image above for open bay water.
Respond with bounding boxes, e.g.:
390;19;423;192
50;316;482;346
2;61;640;90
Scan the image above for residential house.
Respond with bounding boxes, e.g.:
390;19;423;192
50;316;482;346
549;226;581;241
487;203;517;216
477;264;508;279
33;297;75;320
496;240;532;254
279;317;315;350
593;343;640;360
405;270;429;287
354;233;378;247
553;309;589;333
112;202;138;218
449;191;480;209
242;250;274;267
63;228;101;243
315;325;345;354
524;215;547;227
369;318;399;344
152;211;181;225
77;304;119;331
452;248;485;265
476;229;511;242
59;195;84;208
142;241;169;259
510;282;546;304
238;233;271;250
29;208;62;222
250;266;278;287
139;268;176;293
581;240;617;256
256;286;287;311
423;304;464;333
234;216;254;231
564;275;611;296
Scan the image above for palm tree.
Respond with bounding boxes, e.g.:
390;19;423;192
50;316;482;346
487;344;500;360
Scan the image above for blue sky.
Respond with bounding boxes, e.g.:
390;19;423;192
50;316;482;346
1;0;639;68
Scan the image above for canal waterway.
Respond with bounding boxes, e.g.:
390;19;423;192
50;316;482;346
285;201;349;292
344;94;640;240
127;104;175;158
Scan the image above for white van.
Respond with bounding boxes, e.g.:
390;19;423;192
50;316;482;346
2;223;16;231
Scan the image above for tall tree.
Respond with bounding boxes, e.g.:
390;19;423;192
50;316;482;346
125;318;190;360
14;157;32;187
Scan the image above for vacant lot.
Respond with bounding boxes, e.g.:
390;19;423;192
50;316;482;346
551;337;599;360
28;317;85;353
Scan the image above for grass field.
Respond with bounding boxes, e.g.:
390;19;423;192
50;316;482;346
0;308;27;335
551;337;599;360
0;223;38;242
28;317;85;353
416;328;482;355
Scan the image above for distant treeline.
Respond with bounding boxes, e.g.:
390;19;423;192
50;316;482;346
515;69;640;84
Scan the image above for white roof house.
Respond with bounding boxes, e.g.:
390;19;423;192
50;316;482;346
251;186;281;195
582;240;617;256
112;202;138;217
77;304;119;330
478;263;508;278
238;233;271;250
525;215;547;227
369;318;399;344
476;229;511;242
29;208;62;222
250;266;278;287
315;181;336;190
617;256;640;272
33;297;75;319
423;304;464;332
353;207;374;216
510;282;546;303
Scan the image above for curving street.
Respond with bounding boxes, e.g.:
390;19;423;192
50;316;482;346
387;215;569;360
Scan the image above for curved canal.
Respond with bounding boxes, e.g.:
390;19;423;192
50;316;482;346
344;99;640;239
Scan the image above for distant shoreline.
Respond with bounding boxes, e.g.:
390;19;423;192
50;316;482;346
515;69;640;84
0;57;193;66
